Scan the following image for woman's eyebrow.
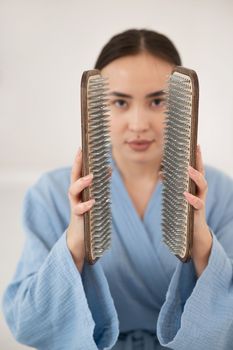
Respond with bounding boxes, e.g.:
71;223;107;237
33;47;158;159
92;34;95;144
109;92;133;99
146;90;165;98
109;90;165;99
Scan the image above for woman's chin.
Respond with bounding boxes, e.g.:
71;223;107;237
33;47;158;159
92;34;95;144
125;151;161;165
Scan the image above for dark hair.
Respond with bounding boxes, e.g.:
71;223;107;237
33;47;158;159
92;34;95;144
94;29;182;70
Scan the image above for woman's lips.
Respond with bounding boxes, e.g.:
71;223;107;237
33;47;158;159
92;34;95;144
126;140;154;151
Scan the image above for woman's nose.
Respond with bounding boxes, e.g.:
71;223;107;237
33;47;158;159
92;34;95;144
128;107;149;132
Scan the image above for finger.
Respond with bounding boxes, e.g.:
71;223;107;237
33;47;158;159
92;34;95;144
73;199;95;215
195;144;205;176
183;191;204;210
71;148;82;184
68;174;93;204
158;171;164;182
188;166;208;198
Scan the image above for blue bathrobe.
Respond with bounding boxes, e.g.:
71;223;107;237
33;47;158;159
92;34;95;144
2;162;233;350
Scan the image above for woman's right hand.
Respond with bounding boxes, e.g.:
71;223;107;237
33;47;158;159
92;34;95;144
66;148;95;273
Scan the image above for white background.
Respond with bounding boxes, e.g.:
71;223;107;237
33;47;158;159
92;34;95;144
1;0;233;348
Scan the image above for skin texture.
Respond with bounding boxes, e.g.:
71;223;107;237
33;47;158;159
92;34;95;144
67;52;212;277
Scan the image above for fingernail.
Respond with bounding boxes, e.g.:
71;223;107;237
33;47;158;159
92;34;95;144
184;191;193;199
87;199;95;208
188;165;196;175
83;173;93;181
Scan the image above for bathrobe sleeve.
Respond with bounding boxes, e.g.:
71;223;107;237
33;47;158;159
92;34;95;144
2;171;118;350
157;167;233;350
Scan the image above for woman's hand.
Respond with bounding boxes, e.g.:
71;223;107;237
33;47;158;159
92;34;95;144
183;145;213;277
66;148;95;273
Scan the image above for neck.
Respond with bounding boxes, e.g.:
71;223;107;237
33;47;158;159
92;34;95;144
112;149;161;183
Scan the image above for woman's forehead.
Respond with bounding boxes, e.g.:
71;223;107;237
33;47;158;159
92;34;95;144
101;53;173;94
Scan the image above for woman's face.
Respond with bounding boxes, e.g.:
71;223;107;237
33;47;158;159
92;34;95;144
101;53;174;166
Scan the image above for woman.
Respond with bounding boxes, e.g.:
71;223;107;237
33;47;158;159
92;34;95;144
3;29;233;350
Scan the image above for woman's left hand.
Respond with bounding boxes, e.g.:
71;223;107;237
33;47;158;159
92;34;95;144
183;144;213;277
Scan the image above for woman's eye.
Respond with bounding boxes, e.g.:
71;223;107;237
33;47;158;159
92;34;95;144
151;98;166;108
113;99;128;108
